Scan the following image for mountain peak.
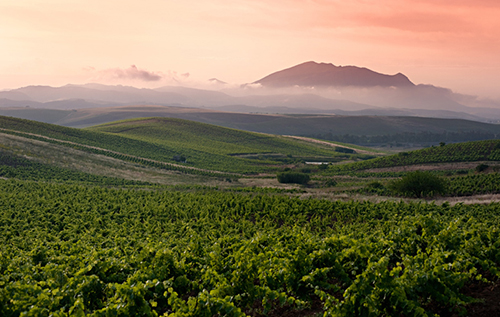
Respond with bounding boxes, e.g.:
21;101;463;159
254;61;414;88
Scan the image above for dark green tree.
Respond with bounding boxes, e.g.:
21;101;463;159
388;170;447;198
276;172;310;185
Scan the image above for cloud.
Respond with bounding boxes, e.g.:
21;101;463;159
102;65;163;81
241;83;262;89
85;66;198;87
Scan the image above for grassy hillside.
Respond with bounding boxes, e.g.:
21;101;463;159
3;106;500;143
86;117;364;173
0;130;218;186
0;148;148;186
0;115;358;174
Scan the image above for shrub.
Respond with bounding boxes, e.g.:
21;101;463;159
388;170;447;198
362;181;388;195
300;167;312;174
277;172;310;185
324;179;337;187
173;155;186;162
475;164;489;173
335;147;355;154
318;163;329;170
366;181;384;189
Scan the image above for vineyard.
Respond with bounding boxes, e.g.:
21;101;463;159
2;114;500;316
0;149;151;186
326;140;500;173
1;179;499;316
448;173;500;196
350;171;500;198
0;116;357;174
87;118;356;172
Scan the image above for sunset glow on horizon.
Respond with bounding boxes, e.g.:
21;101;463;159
1;0;499;98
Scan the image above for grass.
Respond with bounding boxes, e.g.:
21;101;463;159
5;106;500;139
86;117;360;173
0;132;219;186
0;115;367;176
4;114;500;203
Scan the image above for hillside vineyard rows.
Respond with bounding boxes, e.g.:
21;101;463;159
0;116;362;174
327;140;500;173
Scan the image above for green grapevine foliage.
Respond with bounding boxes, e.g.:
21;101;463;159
0;180;499;316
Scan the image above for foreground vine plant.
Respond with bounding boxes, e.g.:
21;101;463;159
0;180;499;316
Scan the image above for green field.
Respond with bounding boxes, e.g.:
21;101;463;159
0;116;361;174
2;115;500;316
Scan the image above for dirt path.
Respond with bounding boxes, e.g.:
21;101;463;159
434;193;500;206
283;135;381;155
0;128;238;176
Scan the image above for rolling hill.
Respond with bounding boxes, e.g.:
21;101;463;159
2;105;500;147
0;115;364;175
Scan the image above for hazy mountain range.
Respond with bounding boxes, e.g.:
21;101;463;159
1;61;500;124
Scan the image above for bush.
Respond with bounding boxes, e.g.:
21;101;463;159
324;179;337;187
366;181;384;189
476;164;489;173
173;155;186;162
388;171;447;198
318;163;329;170
335;147;355;154
277;172;310;185
362;181;388;195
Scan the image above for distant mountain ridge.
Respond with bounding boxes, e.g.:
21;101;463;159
254;61;415;88
1;61;500;124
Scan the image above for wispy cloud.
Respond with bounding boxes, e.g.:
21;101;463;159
84;65;194;86
99;65;163;81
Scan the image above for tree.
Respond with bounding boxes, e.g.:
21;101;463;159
277;172;310;185
475;164;489;173
388;170;447;198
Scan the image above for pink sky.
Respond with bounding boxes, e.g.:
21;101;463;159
1;0;499;98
